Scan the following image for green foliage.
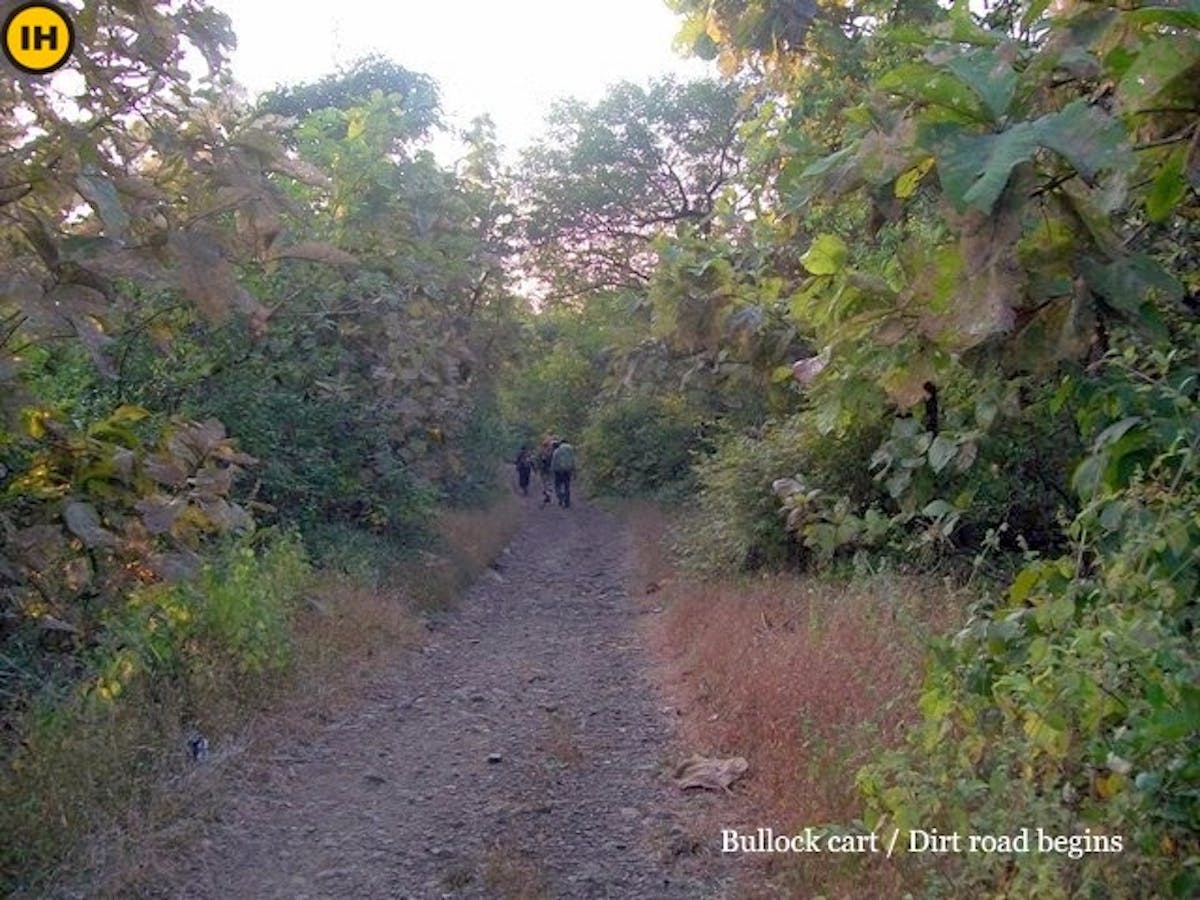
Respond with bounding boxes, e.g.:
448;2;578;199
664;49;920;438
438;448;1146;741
678;412;886;573
442;392;509;507
2;409;258;635
502;338;604;444
657;3;1200;894
257;55;440;135
858;381;1081;556
859;338;1200;896
182;338;436;541
107;531;310;684
2;15;522;890
0;530;309;892
581;395;705;498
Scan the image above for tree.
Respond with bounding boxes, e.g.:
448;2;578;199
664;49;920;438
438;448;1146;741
661;1;1200;894
257;55;440;138
517;77;751;299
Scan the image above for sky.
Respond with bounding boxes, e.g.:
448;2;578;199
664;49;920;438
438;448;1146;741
209;0;713;162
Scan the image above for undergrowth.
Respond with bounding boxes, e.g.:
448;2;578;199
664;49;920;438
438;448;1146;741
0;489;522;896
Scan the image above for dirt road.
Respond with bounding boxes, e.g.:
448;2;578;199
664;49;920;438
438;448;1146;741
153;500;734;899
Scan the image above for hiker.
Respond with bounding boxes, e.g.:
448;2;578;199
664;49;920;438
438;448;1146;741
551;438;576;508
537;436;556;505
514;445;533;496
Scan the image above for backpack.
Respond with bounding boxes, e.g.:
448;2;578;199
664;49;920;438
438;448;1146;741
551;442;576;473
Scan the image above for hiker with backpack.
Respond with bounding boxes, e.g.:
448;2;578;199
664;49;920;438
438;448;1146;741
550;438;576;508
514;445;534;496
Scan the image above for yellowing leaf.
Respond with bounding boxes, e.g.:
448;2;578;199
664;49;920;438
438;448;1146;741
108;405;150;424
880;354;935;409
1024;712;1068;758
1095;771;1126;799
1009;566;1041;603
25;409;51;439
801;234;849;275
895;157;935;198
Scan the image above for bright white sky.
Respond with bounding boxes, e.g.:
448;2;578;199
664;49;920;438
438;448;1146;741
210;0;712;162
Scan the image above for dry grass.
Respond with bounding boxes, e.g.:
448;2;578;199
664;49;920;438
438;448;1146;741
401;491;523;612
3;493;524;897
482;841;552;900
543;711;584;768
628;504;967;899
3;577;428;898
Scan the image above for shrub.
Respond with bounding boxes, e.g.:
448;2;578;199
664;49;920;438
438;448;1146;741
864;379;1081;560
0;530;311;892
858;341;1200;898
581;394;705;497
189;375;435;542
441;391;508;507
677;411;886;573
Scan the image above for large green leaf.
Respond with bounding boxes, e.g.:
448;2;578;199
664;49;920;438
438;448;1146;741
931;46;1017;122
928;124;1039;213
926;101;1127;213
1145;147;1189;222
1080;254;1185;316
878;63;990;122
1116;34;1200;116
75;174;131;242
1126;4;1200;30
1034;101;1129;184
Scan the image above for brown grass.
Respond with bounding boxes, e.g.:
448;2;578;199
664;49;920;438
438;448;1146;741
401;491;523;612
3;492;523;897
482;841;552;899
544;711;584;768
628;503;967;899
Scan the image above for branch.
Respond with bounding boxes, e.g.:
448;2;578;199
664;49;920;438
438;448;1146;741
1134;122;1198;151
1029;171;1077;198
1;312;28;350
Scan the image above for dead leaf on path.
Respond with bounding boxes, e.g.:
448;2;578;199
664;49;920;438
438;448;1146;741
672;754;749;792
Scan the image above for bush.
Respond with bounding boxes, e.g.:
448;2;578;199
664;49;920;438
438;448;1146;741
864;379;1081;560
0;530;311;892
858;342;1200;898
581;394;705;497
677;412;886;573
187;369;436;542
441;391;508;507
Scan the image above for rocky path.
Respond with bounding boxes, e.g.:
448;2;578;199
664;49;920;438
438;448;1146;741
155;500;734;899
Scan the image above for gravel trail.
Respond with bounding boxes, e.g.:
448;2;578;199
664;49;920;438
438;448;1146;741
156;500;734;899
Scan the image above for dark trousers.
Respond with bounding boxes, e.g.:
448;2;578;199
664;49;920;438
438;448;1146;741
517;465;531;494
554;471;572;507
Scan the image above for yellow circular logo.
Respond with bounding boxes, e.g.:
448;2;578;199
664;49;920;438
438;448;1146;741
4;2;74;75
